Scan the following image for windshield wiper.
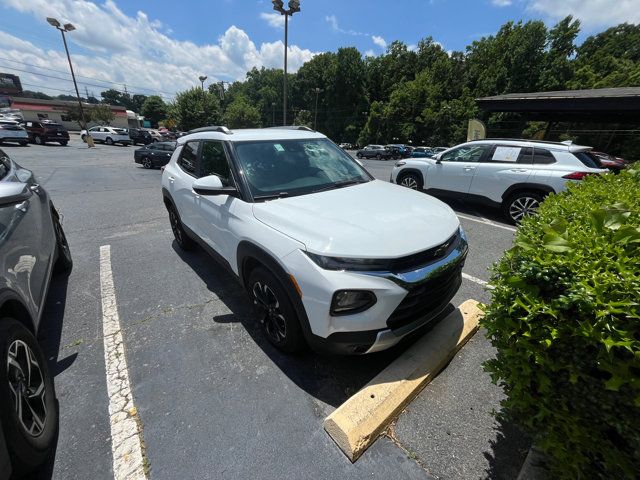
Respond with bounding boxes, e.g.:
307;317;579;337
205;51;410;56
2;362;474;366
253;192;289;201
311;179;367;194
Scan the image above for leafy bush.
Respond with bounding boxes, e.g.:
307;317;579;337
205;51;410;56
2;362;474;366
482;166;640;479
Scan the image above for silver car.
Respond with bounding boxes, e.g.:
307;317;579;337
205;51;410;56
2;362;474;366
0;147;71;477
81;126;131;146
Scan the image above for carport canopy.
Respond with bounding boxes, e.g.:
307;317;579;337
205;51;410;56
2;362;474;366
476;87;640;122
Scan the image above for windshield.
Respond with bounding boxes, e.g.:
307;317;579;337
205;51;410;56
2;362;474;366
234;138;371;199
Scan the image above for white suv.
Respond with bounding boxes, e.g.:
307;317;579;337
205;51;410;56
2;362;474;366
162;126;467;354
391;139;608;223
81;126;131;145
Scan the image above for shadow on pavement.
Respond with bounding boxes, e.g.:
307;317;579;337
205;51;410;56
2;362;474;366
173;241;451;408
483;414;530;480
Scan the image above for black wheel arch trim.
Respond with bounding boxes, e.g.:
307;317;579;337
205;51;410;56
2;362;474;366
502;183;555;201
0;291;36;335
396;168;424;185
236;241;314;344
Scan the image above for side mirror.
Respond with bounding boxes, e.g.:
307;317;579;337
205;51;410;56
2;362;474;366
192;175;238;197
0;183;32;207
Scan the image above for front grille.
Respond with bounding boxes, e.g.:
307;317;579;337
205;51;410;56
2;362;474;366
386;264;462;330
388;230;459;273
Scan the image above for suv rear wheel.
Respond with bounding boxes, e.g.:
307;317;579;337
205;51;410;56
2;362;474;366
503;191;543;224
0;318;57;475
248;267;305;352
167;204;195;250
34;135;44;145
105;137;114;145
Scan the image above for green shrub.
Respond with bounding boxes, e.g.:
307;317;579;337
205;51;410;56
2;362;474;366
482;166;640;479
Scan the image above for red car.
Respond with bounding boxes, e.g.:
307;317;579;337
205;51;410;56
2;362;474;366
592;151;629;174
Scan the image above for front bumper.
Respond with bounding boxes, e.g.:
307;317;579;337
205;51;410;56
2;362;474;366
286;230;468;354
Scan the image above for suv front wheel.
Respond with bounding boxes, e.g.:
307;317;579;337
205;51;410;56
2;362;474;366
503;191;543;224
249;267;305;353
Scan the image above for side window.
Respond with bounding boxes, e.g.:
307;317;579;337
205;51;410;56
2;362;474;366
178;141;199;176
533;148;556;164
441;144;491;163
199;141;232;185
487;145;532;163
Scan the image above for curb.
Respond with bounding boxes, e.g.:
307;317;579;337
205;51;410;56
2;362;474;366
323;299;482;462
517;447;548;480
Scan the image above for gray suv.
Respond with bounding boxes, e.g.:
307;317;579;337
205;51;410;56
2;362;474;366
0;148;71;477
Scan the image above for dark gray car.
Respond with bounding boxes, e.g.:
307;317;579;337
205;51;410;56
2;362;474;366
0;148;71;477
355;144;392;160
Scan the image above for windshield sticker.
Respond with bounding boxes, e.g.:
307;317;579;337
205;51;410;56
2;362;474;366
274;144;285;152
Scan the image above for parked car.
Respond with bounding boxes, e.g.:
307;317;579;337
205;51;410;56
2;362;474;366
134;141;176;169
392;139;608;224
355;145;392;160
339;143;354;150
411;147;435;158
128;128;153;146
162;126;467;354
21;120;69;146
386;144;411;159
431;147;448;154
81;126;131;146
591;151;628;174
0;147;71;477
144;129;163;143
0;120;28;146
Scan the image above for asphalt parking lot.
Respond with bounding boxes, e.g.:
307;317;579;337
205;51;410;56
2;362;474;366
4;139;527;479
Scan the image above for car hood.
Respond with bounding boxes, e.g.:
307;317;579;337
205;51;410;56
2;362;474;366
252;180;459;258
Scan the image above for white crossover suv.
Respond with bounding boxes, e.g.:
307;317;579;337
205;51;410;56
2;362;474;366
162;126;467;354
391;139;608;224
81;126;131;145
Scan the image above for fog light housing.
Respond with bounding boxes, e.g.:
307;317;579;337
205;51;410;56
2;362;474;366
330;290;376;316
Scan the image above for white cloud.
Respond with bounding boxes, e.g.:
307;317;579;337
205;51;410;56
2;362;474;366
372;35;387;49
0;0;317;100
527;0;640;28
364;49;376;57
325;14;367;36
491;0;512;6
260;12;285;29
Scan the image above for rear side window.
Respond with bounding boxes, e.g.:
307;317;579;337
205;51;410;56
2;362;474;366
178;141;199;175
533;148;556;164
487;145;533;163
199;141;232;185
573;151;602;169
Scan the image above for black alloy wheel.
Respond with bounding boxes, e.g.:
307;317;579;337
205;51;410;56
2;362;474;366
142;157;153;169
0;318;57;475
248;267;304;352
168;205;195;250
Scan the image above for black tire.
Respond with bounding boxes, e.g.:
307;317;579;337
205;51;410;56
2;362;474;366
19;141;28;147
502;191;544;225
142;157;153;169
52;211;72;274
59;141;68;146
167;204;195;251
398;172;423;190
376;154;382;160
152;138;158;143
0;318;57;476
248;267;305;353
105;137;114;145
34;135;43;146
356;153;362;159
81;134;86;142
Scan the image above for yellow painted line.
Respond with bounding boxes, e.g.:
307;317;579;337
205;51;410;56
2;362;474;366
323;299;483;462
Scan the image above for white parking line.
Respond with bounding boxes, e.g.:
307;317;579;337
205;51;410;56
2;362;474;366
100;245;147;480
456;213;517;232
462;272;494;289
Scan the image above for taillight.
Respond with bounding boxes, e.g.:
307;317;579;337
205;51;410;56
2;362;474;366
562;172;597;180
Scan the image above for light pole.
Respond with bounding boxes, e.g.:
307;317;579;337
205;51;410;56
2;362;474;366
271;102;276;126
271;0;300;126
198;75;208;123
47;17;93;147
199;75;207;91
313;87;322;130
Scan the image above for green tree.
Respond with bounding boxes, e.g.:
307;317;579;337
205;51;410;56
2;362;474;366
168;87;222;131
223;96;262;128
292;109;312;128
540;16;581;91
91;104;115;125
64;104;93;129
141;95;167;128
130;94;148;113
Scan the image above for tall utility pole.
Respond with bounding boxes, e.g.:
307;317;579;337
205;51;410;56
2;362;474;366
313;87;322;130
47;17;93;147
271;0;300;126
271;102;276;126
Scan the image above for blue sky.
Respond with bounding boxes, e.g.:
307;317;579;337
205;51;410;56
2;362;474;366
0;0;637;100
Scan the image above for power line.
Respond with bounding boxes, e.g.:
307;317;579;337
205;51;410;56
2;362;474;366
0;56;175;98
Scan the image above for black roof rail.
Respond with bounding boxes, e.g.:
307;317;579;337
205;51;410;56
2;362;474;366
468;137;571;146
187;126;233;135
268;125;315;132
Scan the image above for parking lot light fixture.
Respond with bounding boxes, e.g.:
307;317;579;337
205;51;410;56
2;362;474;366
198;75;208;91
313;87;323;130
271;0;301;125
47;16;93;147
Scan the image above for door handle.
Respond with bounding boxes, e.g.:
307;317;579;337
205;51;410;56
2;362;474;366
168;176;175;182
509;169;527;173
463;167;476;172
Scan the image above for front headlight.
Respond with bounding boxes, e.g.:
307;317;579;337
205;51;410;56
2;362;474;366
330;290;377;316
305;251;391;271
